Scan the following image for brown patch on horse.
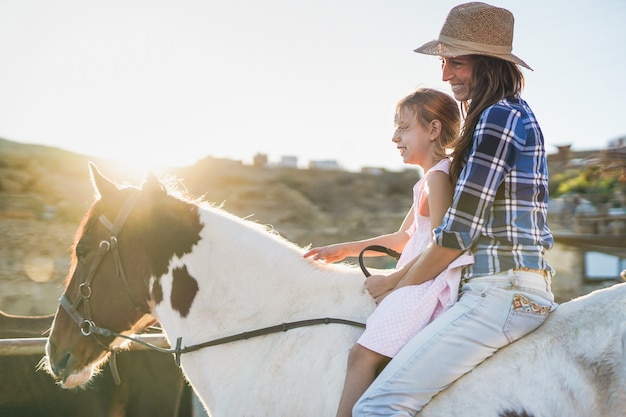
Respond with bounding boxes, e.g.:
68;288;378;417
171;265;199;317
138;190;204;280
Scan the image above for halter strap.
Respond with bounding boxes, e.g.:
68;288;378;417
99;192;140;236
103;193;149;314
60;192;147;338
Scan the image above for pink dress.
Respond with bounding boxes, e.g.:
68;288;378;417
357;159;474;358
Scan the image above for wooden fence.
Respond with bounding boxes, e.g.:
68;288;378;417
0;333;170;356
575;213;626;235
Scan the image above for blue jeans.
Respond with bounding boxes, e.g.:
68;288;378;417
353;270;557;416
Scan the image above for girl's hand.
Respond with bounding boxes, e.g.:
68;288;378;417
373;290;392;305
303;244;350;263
365;274;395;303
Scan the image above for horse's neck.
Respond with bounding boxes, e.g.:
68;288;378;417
148;205;374;415
152;205;373;344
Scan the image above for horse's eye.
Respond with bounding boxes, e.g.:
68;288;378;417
75;243;88;261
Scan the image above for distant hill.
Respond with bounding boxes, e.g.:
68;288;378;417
0;137;418;239
0;138;418;314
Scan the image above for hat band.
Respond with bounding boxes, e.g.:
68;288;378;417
438;34;512;55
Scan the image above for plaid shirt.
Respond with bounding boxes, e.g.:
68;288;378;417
434;97;554;278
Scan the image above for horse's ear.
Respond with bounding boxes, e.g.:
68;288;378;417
89;162;119;199
143;172;166;195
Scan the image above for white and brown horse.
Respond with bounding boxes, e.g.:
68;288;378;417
45;165;626;417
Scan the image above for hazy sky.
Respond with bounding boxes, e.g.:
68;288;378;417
1;0;624;171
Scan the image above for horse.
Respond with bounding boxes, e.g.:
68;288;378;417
45;164;626;417
0;310;195;416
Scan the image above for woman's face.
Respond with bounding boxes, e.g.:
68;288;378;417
441;55;474;101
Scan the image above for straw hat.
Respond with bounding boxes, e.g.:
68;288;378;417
414;2;532;70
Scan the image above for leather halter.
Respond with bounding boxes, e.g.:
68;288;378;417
59;192;147;344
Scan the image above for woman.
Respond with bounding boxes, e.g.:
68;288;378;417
353;3;557;415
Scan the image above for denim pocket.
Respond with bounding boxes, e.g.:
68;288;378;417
511;294;554;314
503;293;555;343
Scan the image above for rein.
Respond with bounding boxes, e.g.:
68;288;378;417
358;245;401;277
59;192;366;382
84;317;365;367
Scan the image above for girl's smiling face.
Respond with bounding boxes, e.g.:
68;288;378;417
392;108;437;167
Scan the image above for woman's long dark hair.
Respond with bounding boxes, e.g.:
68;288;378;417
448;56;525;184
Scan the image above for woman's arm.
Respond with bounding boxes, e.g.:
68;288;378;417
366;243;462;304
396;243;462;288
366;169;457;303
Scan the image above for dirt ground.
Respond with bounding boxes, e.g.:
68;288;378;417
0;218;76;315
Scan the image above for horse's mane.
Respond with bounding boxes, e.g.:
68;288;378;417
154;175;305;251
93;172;300;254
67;169;351;296
146;174;282;234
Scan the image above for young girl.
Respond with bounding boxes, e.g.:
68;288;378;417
304;88;473;417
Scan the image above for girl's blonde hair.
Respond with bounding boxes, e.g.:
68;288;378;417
395;88;460;163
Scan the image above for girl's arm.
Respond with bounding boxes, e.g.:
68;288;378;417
303;204;415;263
423;171;453;232
393;170;457;289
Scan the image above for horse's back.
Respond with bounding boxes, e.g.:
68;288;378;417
421;282;626;417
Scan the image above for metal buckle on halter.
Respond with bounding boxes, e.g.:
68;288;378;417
78;283;92;299
98;239;111;253
80;319;96;336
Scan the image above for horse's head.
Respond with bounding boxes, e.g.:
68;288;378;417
45;164;173;388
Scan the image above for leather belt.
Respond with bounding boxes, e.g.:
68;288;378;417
514;267;549;278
